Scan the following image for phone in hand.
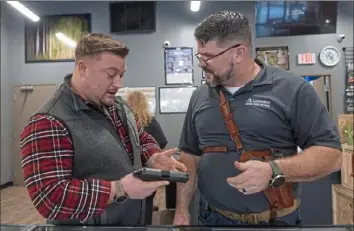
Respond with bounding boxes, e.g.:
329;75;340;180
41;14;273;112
133;167;189;183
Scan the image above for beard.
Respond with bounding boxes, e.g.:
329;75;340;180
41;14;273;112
203;63;234;87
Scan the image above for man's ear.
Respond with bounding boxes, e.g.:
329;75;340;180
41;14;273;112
77;60;87;78
234;45;247;63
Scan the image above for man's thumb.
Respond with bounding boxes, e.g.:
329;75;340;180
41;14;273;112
234;161;248;171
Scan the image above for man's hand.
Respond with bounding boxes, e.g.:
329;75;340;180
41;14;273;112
173;209;191;225
226;160;273;195
147;148;187;172
121;173;169;200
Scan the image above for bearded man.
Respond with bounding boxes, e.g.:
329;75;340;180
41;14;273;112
173;11;342;226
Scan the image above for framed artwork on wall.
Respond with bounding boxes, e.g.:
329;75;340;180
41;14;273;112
116;87;156;115
164;47;194;85
256;46;289;70
159;86;197;114
25;13;91;63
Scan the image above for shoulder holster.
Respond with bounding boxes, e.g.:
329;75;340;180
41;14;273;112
206;89;295;220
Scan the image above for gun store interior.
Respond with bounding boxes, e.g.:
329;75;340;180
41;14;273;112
1;1;353;230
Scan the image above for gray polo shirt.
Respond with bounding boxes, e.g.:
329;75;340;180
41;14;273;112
178;58;342;213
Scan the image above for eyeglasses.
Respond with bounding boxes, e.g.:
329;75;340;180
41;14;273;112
195;44;241;63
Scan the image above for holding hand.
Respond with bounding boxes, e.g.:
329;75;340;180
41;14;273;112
121;173;169;200
226;160;273;195
149;148;187;172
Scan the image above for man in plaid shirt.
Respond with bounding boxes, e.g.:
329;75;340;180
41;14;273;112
20;33;187;226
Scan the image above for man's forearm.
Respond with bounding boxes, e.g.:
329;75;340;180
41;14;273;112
176;153;199;212
275;146;342;182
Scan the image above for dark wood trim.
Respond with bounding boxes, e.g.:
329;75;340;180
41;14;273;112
0;181;14;190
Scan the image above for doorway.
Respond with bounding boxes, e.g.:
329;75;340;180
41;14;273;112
12;84;57;186
302;75;333;118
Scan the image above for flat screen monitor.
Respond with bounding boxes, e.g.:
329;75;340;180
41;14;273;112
255;1;338;38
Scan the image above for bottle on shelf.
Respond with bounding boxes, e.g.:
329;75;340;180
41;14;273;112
345;63;354;113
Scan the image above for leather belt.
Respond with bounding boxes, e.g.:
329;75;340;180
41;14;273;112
203;146;229;153
209;199;300;225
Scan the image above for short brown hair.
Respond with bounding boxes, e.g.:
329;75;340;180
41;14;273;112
74;33;129;63
194;11;251;47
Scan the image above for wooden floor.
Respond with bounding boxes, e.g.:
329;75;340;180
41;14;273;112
1;186;45;224
1;186;170;225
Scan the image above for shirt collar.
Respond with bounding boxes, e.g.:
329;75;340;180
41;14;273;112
62;74;115;112
216;58;273;95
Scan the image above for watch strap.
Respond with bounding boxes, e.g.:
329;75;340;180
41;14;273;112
114;180;128;203
269;160;282;177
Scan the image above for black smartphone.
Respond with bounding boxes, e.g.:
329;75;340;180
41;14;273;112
132;167;189;183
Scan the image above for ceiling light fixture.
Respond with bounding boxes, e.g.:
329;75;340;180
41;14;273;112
6;1;40;22
55;32;77;48
190;1;200;12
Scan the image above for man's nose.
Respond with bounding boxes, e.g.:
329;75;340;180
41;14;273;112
198;59;207;68
199;62;207;69
113;76;123;88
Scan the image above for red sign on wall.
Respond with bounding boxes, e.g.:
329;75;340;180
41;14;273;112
297;53;316;65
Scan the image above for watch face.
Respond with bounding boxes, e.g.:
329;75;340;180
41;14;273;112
272;175;286;188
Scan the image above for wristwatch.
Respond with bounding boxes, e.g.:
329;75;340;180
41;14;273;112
114;180;128;203
268;161;286;188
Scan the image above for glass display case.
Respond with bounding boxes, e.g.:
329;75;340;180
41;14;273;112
0;225;353;231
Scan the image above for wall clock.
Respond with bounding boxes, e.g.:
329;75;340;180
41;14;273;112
319;46;341;67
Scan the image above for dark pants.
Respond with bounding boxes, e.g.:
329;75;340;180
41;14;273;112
198;198;302;226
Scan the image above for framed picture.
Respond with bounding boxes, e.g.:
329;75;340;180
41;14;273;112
164;47;194;85
256;46;289;70
159;86;197;114
25;13;91;63
116;87;156;115
201;80;206;85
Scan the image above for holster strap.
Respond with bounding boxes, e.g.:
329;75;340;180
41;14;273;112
210;199;300;225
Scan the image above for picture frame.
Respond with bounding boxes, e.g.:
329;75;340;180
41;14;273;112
255;46;289;70
159;86;197;114
25;13;91;63
164;47;194;85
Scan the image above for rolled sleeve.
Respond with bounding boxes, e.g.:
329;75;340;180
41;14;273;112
289;82;342;151
178;91;201;156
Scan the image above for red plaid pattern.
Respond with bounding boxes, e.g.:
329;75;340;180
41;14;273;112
20;104;160;222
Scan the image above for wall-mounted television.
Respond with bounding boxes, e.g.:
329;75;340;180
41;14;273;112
110;1;156;34
255;1;338;38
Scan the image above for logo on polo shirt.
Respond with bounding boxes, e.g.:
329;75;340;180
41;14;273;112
245;98;271;108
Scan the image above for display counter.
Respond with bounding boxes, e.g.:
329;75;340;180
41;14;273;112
0;225;353;231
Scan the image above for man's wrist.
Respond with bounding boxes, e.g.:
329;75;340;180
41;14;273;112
175;206;189;214
115;180;127;198
274;159;284;174
111;180;128;204
145;153;158;167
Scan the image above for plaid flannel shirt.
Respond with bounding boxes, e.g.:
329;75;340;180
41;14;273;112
20;104;160;222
